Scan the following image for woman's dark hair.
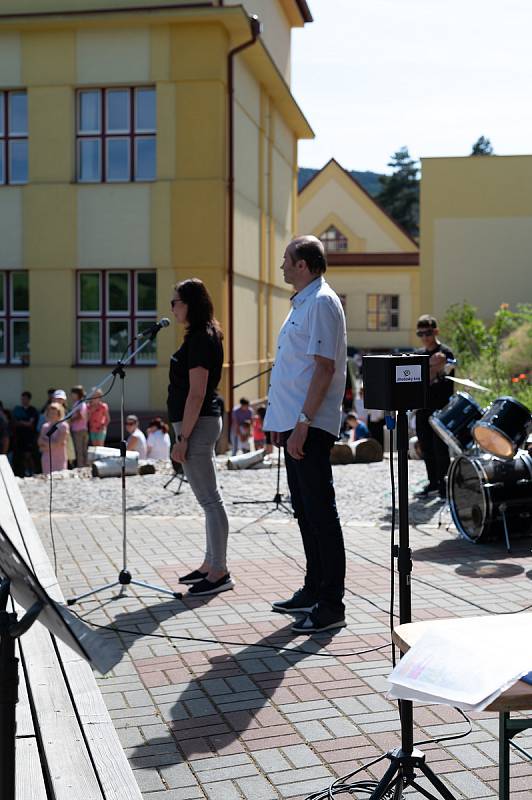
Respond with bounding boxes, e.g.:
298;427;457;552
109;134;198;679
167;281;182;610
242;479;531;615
175;279;223;339
148;416;169;434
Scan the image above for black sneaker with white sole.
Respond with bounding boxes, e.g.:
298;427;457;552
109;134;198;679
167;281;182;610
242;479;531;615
272;588;317;615
179;569;208;585
292;610;346;634
188;574;234;596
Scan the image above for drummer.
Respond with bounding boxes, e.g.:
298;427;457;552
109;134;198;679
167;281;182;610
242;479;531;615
414;314;455;499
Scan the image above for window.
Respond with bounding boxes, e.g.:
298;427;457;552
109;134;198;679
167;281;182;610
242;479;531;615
319;225;348;253
367;294;399;331
0;271;29;364
77;87;156;183
77;270;157;364
0;91;29;185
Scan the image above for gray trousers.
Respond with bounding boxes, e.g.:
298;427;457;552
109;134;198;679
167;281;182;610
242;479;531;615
173;416;229;572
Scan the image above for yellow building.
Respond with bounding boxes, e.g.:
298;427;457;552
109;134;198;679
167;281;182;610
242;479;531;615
0;0;313;415
420;155;532;321
298;158;420;351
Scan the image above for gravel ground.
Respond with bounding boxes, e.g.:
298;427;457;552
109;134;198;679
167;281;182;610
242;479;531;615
17;454;451;528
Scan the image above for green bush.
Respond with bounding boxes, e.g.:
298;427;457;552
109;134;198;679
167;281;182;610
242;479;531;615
440;302;531;411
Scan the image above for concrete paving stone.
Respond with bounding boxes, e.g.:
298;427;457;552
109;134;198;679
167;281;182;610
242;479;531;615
191;753;252;772
235;775;279;799
272;775;334;798
133;769;166;791
125;689;154;707
117;726;146;748
252;749;291;773
281;745;321;768
292;721;333;741
269;766;332;786
443;769;495;797
142;788;204;800
447;743;495;769
322;717;361;738
203;780;243;800
159;762;198;788
332;697;368;715
194;763;259;783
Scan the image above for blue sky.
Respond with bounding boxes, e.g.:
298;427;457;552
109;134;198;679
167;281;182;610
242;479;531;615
292;0;532;173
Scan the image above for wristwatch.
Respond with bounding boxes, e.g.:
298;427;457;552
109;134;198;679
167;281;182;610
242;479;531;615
177;433;188;443
297;411;312;425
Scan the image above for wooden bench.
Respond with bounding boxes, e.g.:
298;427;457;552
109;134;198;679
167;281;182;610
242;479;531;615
0;455;143;800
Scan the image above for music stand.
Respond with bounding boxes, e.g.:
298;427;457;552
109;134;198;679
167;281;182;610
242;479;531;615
0;524;121;800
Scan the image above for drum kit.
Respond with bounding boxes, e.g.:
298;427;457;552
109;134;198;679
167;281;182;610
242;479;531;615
429;378;532;550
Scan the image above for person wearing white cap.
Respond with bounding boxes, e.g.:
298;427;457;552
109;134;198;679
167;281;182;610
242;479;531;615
52;390;75;466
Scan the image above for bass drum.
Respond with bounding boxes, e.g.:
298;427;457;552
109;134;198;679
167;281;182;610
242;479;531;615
449;452;532;543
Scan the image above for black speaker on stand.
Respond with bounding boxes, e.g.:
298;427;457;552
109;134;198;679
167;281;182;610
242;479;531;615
362;355;458;799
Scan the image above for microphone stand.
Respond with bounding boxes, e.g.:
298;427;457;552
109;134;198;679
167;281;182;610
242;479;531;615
229;365;291;516
64;331;181;605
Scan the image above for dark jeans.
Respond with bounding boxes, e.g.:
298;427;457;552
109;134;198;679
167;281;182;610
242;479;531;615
283;427;345;617
416;409;450;490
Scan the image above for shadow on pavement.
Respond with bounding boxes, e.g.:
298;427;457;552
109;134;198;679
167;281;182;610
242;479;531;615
129;621;335;767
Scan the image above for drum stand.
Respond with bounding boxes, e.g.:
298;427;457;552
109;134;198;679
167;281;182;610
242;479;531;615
369;411;457;800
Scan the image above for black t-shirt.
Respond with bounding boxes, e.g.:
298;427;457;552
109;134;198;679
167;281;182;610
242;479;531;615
415;341;454;411
167;328;223;422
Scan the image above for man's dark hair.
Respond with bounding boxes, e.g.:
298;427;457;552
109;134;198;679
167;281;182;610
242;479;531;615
239;398;249;406
21;391;32;400
416;314;438;330
292;239;327;275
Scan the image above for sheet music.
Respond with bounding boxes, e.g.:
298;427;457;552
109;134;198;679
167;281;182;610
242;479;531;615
388;615;532;711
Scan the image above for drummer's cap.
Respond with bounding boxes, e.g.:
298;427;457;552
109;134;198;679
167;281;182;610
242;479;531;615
417;314;438;330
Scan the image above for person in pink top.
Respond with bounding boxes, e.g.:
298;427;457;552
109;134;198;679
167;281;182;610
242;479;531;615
38;403;69;474
70;385;89;467
87;388;111;447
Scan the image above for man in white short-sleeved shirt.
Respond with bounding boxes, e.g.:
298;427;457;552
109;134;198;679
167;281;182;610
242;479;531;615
264;235;347;634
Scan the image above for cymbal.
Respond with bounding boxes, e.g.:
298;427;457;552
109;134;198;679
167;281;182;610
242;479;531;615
445;375;490;392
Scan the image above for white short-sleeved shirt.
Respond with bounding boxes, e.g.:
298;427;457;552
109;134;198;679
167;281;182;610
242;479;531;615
128;428;147;459
264;276;347;437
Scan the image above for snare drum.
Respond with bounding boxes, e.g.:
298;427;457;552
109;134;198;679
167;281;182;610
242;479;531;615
448;452;532;543
472;396;532;459
429;392;484;455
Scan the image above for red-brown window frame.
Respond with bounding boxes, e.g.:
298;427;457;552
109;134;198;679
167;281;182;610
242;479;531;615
0;90;28;186
76;269;157;365
76;87;156;183
367;294;400;332
319;225;348;253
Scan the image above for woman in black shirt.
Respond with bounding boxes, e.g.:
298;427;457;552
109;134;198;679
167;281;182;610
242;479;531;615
168;279;232;596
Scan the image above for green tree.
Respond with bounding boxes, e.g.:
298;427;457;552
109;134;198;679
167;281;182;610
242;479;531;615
471;136;494;155
376;147;419;238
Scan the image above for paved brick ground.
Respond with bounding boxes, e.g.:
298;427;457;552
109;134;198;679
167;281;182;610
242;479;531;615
32;510;532;799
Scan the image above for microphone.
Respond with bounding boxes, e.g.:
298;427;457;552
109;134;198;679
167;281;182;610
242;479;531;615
138;318;171;340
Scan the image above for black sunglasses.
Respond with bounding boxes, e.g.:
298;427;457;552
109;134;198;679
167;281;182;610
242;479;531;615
416;330;434;337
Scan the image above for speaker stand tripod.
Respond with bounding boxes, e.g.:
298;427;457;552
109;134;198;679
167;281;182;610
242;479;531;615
369;410;457;800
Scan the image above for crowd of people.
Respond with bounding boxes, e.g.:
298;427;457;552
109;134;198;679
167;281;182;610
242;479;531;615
0;386;110;476
0;387;173;476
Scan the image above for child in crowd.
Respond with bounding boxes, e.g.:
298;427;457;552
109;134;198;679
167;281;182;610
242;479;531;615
252;405;266;450
87;389;111;447
38;402;69;474
69;385;89;467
